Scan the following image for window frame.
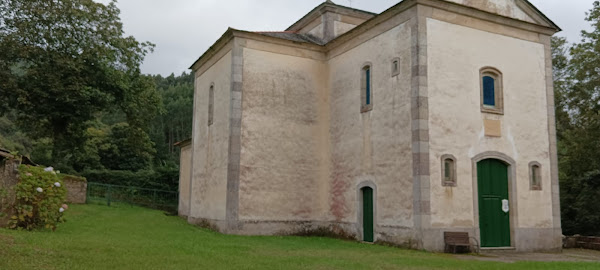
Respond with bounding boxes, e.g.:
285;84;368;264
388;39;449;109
361;62;373;113
391;57;400;77
479;67;504;115
208;83;214;126
441;154;457;187
529;161;542;191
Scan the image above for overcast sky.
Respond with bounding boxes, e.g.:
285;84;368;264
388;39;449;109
94;0;595;76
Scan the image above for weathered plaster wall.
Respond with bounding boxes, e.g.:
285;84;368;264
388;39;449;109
178;143;191;217
442;0;536;24
298;16;324;39
238;46;329;223
328;22;414;240
427;18;553;232
299;13;367;42
334;21;357;37
307;23;325;40
190;51;232;221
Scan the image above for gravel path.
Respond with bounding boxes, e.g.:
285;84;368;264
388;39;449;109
454;249;600;263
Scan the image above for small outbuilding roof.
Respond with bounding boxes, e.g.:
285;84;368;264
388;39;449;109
174;138;192;147
0;148;37;165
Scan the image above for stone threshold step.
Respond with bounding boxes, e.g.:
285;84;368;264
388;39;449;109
480;247;517;253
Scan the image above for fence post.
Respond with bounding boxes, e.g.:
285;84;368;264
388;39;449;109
153;190;157;207
86;183;90;204
107;185;111;207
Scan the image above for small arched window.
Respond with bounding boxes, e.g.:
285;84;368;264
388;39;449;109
441;154;457;187
529;162;542;190
361;63;373;113
480;67;503;114
208;84;214;126
391;57;400;77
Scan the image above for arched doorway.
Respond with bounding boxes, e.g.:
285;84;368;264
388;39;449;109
477;158;510;247
361;187;374;242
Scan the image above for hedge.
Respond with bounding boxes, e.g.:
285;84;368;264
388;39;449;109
81;167;178;192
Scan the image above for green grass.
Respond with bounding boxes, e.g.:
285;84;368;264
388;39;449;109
0;204;597;270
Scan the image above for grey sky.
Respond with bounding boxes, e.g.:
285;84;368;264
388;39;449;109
95;0;595;76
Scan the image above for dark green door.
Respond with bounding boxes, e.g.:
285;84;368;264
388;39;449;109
362;187;374;242
477;159;510;247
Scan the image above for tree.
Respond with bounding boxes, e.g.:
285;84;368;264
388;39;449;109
98;123;156;171
0;0;160;170
560;1;600;176
553;1;600;235
149;72;194;166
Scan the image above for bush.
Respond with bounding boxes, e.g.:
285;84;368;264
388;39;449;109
59;173;87;183
561;170;600;236
9;165;67;230
82;167;178;191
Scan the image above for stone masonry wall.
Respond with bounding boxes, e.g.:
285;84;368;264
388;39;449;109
63;175;87;204
0;158;20;227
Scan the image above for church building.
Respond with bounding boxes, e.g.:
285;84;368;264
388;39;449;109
178;0;562;252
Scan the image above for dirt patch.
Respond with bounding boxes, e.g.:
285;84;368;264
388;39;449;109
454;249;600;263
0;234;15;246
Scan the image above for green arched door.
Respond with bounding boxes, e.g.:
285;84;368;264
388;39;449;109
477;159;511;247
362;187;374;242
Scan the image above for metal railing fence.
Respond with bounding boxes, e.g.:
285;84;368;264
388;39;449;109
87;182;178;212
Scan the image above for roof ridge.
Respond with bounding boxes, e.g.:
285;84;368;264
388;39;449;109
286;1;376;32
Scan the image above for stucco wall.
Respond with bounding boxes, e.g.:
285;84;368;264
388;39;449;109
190;50;232;221
442;0;536;24
427;18;553;230
178;143;191;217
298;16;324;40
327;22;414;233
334;21;357;37
308;23;325;40
238;46;329;222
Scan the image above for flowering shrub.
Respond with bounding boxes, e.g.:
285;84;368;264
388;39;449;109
9;165;67;230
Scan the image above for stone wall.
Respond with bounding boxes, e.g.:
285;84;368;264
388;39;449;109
62;175;87;204
0;158;20;227
564;235;600;251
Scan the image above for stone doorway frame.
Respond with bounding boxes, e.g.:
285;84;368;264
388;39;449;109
357;180;377;242
471;151;518;248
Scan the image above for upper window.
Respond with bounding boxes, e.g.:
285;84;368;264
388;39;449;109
441;154;457;187
361;63;373;113
391;58;400;77
480;67;503;114
529;162;542;190
208;84;214;126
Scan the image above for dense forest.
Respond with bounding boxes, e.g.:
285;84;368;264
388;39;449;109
0;72;193;191
0;0;193;191
1;0;600;236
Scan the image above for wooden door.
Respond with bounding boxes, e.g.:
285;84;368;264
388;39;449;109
477;159;510;247
362;187;374;242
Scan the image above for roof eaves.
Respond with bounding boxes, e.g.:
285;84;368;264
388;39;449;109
521;0;561;32
189;28;235;71
190;28;326;72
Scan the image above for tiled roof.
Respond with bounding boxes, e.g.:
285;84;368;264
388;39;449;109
255;32;325;46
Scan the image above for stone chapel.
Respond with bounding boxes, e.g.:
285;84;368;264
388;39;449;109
177;0;562;252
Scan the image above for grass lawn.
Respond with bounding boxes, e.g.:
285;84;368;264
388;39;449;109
0;204;597;270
